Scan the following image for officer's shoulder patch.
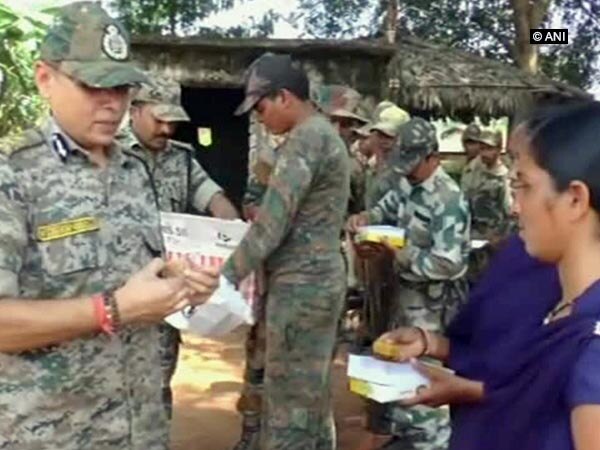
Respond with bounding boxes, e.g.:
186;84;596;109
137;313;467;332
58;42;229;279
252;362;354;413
169;139;194;152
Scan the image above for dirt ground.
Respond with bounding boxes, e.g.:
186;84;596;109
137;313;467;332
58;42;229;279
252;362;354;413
170;327;368;450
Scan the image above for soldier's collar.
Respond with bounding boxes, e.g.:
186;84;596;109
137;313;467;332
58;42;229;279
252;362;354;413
120;128;145;154
126;127;173;157
45;118;86;163
418;165;442;193
46;117;127;167
482;159;508;176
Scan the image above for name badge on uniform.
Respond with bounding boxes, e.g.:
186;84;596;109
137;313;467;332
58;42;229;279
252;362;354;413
37;217;100;242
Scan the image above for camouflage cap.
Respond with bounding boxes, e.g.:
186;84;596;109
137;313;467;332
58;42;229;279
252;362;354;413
235;52;309;116
390;117;438;175
330;107;369;124
319;85;369;124
370;104;410;138
41;1;147;88
472;129;503;148
134;74;190;122
462;123;481;142
353;123;372;138
372;101;396;120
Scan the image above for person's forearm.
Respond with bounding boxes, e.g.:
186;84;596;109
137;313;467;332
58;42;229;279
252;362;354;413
459;379;485;403
428;332;451;362
209;193;239;220
0;297;98;353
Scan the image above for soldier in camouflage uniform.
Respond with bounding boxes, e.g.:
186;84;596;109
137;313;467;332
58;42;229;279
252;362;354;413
363;103;410;211
348;118;470;450
459;123;482;186
319;86;369;294
315;84;369;215
462;130;511;283
0;3;218;448
462;129;511;241
232;118;282;450
353;104;409;343
219;53;349;450
119;74;239;420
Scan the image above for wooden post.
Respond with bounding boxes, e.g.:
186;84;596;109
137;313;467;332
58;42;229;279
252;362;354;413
385;0;398;44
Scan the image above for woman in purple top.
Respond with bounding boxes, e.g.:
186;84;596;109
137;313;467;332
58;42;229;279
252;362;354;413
377;101;600;450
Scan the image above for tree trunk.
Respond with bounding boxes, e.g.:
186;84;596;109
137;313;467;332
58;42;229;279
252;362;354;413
509;0;552;75
168;0;177;35
384;0;398;43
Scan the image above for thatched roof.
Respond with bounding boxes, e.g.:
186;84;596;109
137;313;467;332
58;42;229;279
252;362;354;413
131;35;589;119
391;36;589;119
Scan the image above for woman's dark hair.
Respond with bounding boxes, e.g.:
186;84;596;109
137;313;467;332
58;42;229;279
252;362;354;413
523;101;600;210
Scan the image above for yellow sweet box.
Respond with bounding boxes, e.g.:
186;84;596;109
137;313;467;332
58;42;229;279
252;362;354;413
348;377;418;403
372;338;402;360
355;225;406;249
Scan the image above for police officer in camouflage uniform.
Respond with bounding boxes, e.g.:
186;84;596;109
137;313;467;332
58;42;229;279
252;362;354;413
0;3;218;448
122;74;238;218
218;53;349;450
348;118;470;450
119;74;239;419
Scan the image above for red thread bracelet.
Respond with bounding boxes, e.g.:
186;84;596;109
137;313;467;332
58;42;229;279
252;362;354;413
92;293;115;335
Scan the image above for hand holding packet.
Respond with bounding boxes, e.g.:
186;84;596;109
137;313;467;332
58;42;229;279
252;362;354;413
160;213;257;336
166;275;254;336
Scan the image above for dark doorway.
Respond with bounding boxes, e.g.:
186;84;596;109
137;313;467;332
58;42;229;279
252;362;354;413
175;87;249;210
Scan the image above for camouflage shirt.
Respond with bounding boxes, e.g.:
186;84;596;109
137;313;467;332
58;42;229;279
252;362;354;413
243;119;279;208
0;119;168;449
120;128;222;213
365;165;401;214
461;156;511;240
348;151;367;215
222;114;350;284
460;158;477;187
368;166;470;282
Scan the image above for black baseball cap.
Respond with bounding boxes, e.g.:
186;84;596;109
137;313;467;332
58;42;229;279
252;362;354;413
234;53;310;116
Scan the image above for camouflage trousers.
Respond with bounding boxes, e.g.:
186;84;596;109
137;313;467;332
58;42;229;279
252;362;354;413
259;278;345;450
367;277;468;449
237;294;268;418
361;252;397;341
344;233;359;289
158;322;181;420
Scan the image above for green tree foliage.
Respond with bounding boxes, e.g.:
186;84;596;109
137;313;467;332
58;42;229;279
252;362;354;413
0;2;50;139
294;0;377;38
106;0;235;35
292;0;599;90
106;0;277;37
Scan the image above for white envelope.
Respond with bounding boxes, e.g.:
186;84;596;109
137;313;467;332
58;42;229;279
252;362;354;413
160;213;256;337
347;354;430;391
